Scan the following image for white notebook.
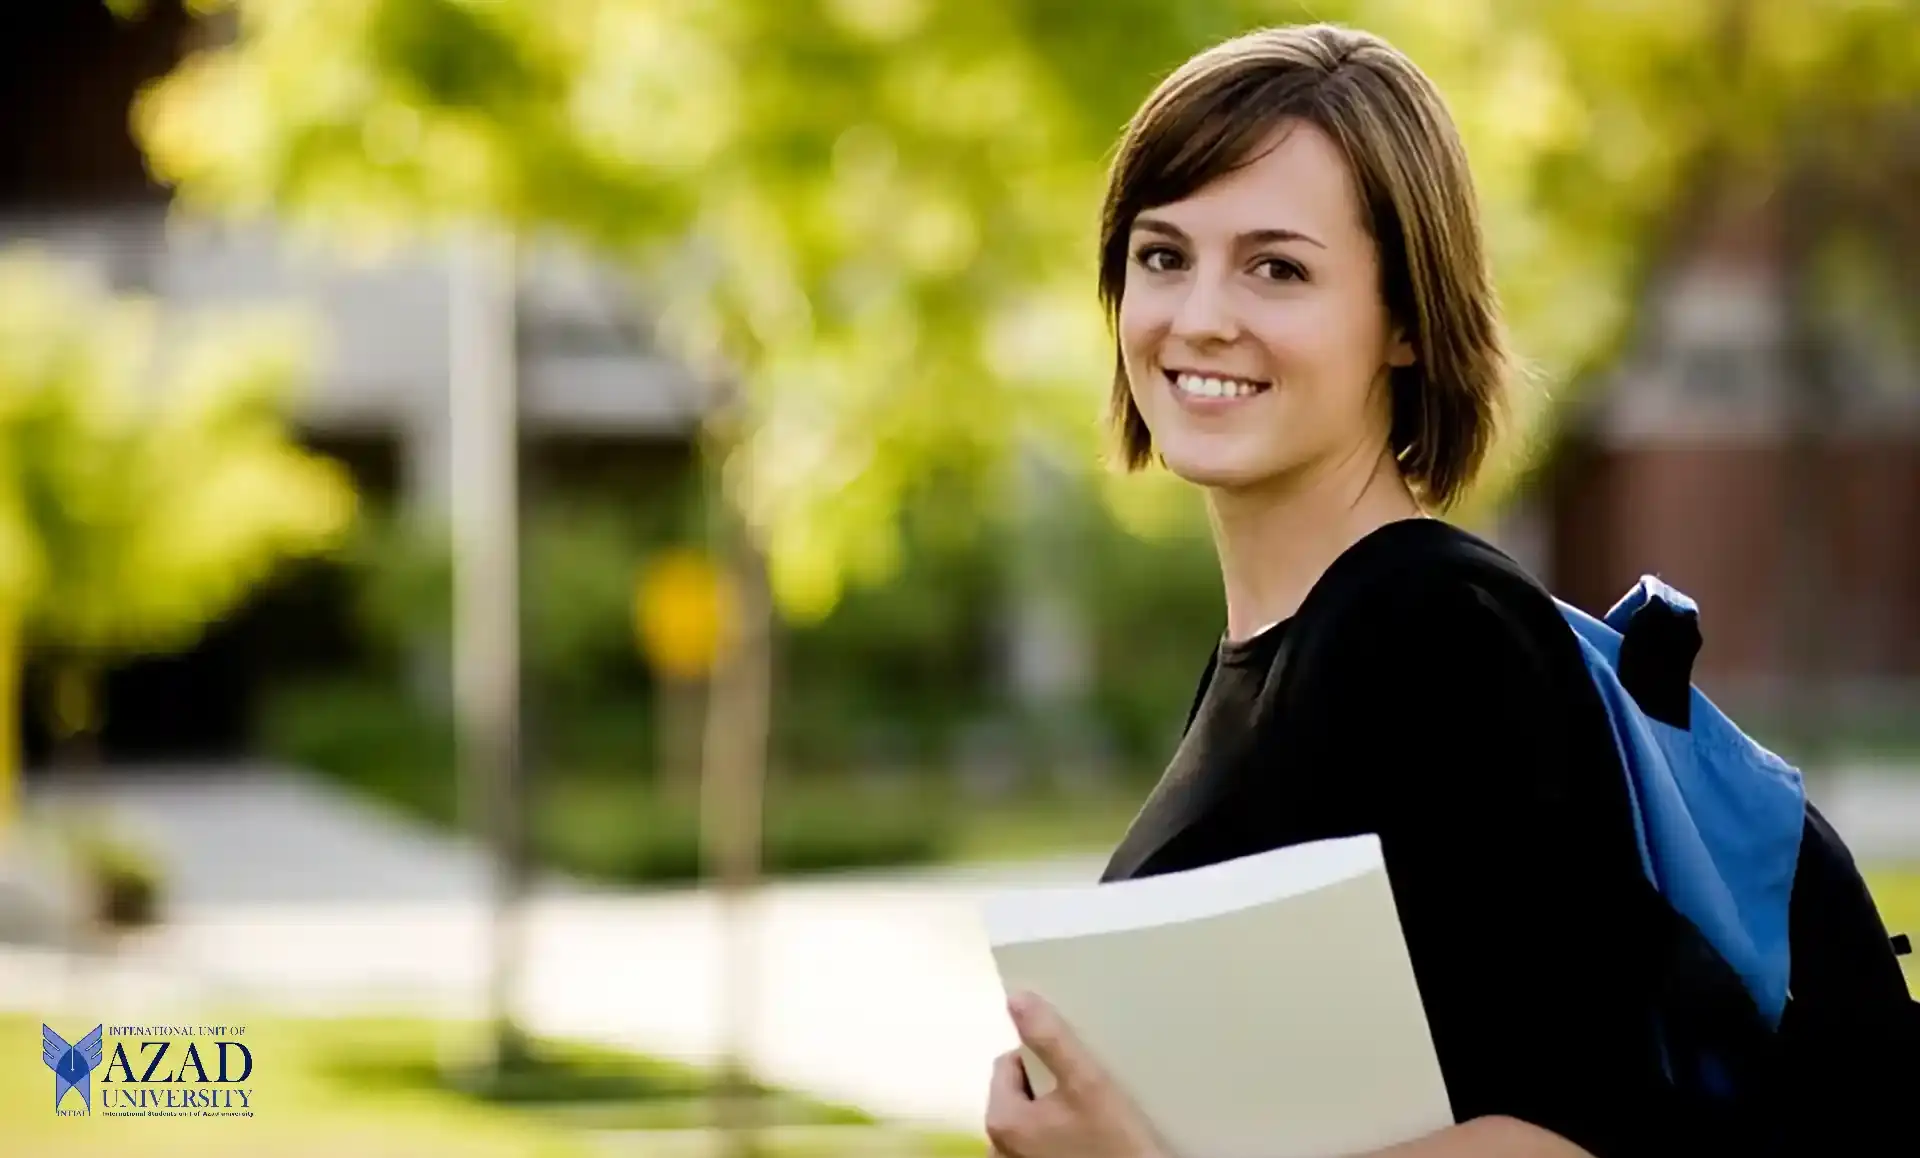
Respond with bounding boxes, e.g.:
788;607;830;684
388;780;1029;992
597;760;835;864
978;834;1453;1158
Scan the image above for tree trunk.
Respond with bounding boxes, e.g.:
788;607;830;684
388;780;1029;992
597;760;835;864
0;611;18;833
48;657;103;772
701;501;772;1158
448;227;530;1076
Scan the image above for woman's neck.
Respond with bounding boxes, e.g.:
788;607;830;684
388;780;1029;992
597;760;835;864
1208;448;1424;642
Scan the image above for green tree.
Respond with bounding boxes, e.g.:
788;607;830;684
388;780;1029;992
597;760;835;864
0;248;357;823
129;0;1918;614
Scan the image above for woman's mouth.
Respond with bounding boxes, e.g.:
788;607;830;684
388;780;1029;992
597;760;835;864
1165;369;1272;401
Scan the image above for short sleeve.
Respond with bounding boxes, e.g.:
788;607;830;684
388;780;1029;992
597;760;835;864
1286;573;1691;1157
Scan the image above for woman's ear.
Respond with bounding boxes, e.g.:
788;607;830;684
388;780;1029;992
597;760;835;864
1386;325;1417;369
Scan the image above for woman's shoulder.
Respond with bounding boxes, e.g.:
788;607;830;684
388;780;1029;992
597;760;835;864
1303;517;1552;615
1285;519;1613;752
1294;517;1569;660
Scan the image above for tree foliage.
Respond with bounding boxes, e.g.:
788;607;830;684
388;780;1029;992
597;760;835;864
0;250;356;654
133;0;1920;618
0;246;357;810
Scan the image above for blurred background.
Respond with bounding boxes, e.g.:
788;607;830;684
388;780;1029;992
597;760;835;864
0;0;1914;1154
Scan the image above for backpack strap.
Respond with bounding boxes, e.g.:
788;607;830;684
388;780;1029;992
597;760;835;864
1608;577;1702;729
1786;801;1914;1011
1776;801;1920;1147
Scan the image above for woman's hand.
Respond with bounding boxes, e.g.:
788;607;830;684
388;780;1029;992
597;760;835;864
984;991;1172;1158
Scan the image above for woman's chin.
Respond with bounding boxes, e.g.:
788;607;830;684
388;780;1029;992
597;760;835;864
1161;450;1283;492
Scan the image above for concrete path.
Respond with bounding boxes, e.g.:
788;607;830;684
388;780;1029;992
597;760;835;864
9;766;1103;1132
1;877;1077;1130
22;765;499;904
6;762;1919;1133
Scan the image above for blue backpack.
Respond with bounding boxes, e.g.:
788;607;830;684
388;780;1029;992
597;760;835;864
1559;576;1919;1135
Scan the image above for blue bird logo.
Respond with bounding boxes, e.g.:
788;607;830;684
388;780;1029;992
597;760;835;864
43;1024;106;1113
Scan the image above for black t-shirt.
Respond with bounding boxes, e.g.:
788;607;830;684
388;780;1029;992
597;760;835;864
1100;518;1693;1157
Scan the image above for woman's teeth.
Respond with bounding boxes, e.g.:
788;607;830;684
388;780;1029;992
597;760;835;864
1174;372;1266;399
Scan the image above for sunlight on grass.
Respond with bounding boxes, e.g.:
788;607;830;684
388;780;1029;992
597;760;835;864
2;1014;982;1157
3;1015;589;1158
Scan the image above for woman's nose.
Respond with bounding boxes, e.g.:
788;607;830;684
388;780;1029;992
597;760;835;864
1167;275;1241;346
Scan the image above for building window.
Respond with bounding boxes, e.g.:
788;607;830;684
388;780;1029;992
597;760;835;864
1679;344;1751;401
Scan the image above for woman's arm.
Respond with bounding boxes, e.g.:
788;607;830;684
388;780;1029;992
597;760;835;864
991;992;1603;1158
1285;574;1685;1158
1347;1115;1596;1158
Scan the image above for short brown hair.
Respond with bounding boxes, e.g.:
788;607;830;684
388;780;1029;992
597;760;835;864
1098;24;1509;510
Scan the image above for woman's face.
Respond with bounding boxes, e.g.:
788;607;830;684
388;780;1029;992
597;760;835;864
1118;120;1413;492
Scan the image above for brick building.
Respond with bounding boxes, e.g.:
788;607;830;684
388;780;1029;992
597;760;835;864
1526;185;1920;721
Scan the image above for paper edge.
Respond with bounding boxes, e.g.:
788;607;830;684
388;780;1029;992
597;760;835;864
979;832;1384;945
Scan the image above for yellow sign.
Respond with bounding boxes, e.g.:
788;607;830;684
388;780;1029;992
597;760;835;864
634;548;737;681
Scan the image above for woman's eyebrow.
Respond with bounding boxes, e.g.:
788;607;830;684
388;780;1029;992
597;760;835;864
1132;215;1327;250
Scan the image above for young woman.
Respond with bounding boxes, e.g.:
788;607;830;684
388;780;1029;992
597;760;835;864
983;24;1710;1158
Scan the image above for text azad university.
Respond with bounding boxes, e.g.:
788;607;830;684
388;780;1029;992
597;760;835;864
96;1026;253;1116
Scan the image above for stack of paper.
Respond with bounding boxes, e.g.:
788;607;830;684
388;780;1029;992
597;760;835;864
978;834;1453;1158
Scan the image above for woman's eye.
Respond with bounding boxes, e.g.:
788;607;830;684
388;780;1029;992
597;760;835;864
1134;245;1183;273
1255;257;1307;282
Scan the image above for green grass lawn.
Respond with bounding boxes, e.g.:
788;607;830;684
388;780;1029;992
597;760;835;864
4;1014;985;1157
946;788;1144;864
532;773;1153;884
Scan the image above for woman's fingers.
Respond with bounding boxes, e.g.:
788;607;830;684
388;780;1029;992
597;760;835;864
989;1047;1029;1102
1008;992;1090;1091
985;1048;1033;1156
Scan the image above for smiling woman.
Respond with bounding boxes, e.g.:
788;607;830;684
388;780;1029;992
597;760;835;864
1096;27;1505;522
981;22;1764;1158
